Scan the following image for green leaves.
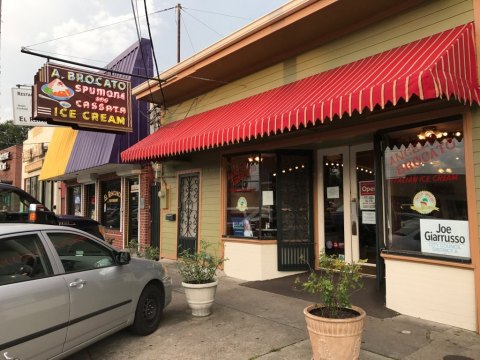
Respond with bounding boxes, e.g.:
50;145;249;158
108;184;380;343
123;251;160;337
177;240;227;284
0;121;28;149
298;253;365;318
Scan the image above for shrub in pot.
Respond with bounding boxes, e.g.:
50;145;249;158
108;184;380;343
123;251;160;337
127;240;139;257
297;253;366;360
144;245;159;261
177;240;226;316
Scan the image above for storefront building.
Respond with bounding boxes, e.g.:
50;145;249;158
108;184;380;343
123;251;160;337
40;39;153;250
122;0;480;332
0;145;22;187
22;127;58;210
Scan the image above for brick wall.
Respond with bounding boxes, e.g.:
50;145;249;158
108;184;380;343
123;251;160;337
0;145;22;187
139;165;153;249
106;231;123;249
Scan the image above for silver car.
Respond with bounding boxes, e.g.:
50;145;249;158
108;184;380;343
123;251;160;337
0;224;172;360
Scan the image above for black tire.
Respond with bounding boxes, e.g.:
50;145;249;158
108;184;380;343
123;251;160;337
130;284;164;335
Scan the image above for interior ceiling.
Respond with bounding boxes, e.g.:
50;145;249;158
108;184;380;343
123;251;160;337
144;0;426;106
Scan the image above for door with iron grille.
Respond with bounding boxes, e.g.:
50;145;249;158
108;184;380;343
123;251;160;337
277;151;314;271
177;173;199;255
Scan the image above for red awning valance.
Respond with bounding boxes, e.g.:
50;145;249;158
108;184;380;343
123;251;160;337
122;23;480;162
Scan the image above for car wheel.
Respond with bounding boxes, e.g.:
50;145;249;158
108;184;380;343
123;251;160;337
130;284;164;335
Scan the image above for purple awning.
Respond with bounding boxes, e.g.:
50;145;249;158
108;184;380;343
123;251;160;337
65;38;152;174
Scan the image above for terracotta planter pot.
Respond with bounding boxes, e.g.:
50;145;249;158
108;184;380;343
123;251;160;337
304;304;366;360
182;280;218;317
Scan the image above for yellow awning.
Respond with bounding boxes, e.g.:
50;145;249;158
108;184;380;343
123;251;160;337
39;127;78;181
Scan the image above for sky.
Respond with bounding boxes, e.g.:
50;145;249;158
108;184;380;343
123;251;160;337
0;0;288;122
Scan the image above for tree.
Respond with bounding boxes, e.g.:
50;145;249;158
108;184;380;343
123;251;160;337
0;121;29;149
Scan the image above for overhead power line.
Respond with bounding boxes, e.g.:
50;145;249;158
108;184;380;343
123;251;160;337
182;7;253;21
26;49;109;64
181;8;224;37
20;47;171;83
143;0;166;108
25;6;176;48
130;0;158;107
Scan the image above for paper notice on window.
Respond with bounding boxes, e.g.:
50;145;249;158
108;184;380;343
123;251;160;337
362;211;376;224
262;191;274;206
326;186;340;199
359;181;375;210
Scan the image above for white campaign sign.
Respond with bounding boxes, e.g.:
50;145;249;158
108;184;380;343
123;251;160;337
420;219;470;258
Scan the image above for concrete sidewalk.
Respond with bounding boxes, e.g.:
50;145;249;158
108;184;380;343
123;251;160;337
69;260;480;360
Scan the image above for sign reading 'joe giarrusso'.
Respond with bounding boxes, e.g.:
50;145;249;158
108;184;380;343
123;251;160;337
33;63;132;133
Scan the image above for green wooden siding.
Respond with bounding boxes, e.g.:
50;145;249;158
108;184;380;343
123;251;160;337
165;0;473;125
157;0;475;257
159;153;222;258
472;108;480;238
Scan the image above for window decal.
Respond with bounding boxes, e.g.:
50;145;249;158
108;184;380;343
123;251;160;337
411;191;439;215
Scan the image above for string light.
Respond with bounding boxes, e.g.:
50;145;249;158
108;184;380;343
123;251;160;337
417;127;462;140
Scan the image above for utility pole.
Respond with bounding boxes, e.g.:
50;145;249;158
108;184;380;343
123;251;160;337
176;3;181;63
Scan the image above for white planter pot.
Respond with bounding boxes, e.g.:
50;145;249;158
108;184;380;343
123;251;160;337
182;280;218;317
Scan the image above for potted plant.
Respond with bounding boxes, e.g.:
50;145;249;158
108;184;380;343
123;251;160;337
177;240;227;317
297;253;366;360
127;240;139;257
144;245;159;261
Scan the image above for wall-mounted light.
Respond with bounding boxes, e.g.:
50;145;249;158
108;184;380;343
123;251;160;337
151;162;163;183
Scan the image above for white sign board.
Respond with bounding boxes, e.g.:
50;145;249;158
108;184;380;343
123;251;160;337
262;190;274;206
12;88;54;127
362;211;376;224
420;219;470;259
326;186;340;199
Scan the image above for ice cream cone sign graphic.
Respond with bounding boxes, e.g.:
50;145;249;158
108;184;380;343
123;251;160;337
411;191;439;214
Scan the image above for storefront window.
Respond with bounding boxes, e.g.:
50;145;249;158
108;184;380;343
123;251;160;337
24;176;39;199
86;184;96;220
380;119;470;261
226;153;277;239
42;181;55;211
67;185;82;216
102;180;121;229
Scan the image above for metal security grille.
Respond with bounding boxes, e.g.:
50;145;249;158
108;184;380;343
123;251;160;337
277;151;314;271
177;173;199;255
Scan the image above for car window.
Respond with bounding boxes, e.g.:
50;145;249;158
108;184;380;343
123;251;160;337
48;232;115;273
0;233;53;286
0;190;33;212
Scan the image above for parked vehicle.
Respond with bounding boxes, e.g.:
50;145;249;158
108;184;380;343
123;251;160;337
0;224;172;360
0;183;104;239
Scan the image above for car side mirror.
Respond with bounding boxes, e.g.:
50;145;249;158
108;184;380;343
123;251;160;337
116;251;131;265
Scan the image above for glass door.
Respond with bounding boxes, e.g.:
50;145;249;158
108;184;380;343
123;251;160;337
318;144;376;268
350;144;376;269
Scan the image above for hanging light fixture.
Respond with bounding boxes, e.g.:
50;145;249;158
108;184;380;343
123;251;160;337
417;127;444;140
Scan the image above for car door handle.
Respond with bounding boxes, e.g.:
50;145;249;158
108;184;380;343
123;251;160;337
69;279;87;288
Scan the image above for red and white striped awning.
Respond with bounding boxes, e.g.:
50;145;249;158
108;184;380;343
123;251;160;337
121;22;480;162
